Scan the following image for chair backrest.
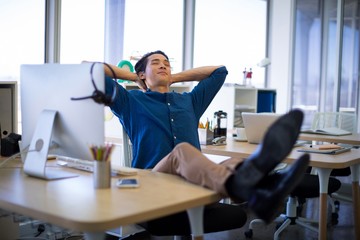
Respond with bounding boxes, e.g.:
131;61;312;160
122;127;133;167
311;112;357;133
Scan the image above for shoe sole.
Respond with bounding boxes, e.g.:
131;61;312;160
259;109;303;169
238;109;304;188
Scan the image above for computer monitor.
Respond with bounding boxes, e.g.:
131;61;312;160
20;63;105;180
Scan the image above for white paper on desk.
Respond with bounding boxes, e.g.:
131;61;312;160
204;154;231;164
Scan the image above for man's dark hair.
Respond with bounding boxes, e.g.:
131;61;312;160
134;50;169;74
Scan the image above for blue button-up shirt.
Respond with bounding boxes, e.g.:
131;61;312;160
105;66;227;169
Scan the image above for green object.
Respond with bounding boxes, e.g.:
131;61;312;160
117;60;134;83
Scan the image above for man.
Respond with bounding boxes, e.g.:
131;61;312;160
105;51;227;169
100;50;309;222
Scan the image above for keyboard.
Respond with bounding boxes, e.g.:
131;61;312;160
56;156;138;176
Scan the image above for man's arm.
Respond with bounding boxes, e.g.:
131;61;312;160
103;63;137;80
102;63;147;90
171;66;224;84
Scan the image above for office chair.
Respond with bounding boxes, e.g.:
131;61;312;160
138;202;247;239
116;128;248;239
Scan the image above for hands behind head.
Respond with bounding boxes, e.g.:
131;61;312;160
135;75;147;92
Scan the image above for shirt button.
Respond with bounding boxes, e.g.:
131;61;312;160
174;136;177;139
168;103;170;106
171;119;174;122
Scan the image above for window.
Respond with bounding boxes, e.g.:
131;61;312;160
122;0;184;73
0;0;45;79
0;0;45;133
60;0;105;63
194;0;268;87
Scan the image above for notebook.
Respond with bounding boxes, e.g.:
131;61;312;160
301;127;352;136
242;112;282;144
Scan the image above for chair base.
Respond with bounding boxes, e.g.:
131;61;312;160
244;197;318;239
273;215;318;240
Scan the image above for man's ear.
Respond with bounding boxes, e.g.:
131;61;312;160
138;71;146;81
137;72;148;89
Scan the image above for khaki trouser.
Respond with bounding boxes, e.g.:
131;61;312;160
152;142;245;197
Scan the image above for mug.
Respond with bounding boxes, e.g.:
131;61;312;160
235;128;247;140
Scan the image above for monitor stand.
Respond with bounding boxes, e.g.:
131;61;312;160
23;109;78;180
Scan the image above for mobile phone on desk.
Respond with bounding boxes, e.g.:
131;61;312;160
116;178;140;188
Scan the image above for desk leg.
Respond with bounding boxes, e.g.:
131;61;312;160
350;164;360;240
187;206;204;240
315;168;331;240
83;232;106;240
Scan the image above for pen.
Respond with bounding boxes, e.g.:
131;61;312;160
205;118;209;129
89;144;114;161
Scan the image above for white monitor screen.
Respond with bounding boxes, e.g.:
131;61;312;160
20;63;105;179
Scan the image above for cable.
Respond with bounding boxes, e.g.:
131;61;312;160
0;151;23;168
0;141;59;168
70;62;118;106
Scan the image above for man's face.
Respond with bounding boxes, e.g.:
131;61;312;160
142;54;171;89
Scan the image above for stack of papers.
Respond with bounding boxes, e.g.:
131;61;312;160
297;144;352;154
301;127;352;136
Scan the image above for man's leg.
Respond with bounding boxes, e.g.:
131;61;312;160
224;109;310;222
241;154;309;223
227;109;305;193
153;142;236;197
153;109;310;222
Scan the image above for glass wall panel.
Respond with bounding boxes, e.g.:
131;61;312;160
292;0;359;127
340;0;359;112
323;0;339;112
292;0;322;126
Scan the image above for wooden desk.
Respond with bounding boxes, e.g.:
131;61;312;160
0;157;221;240
202;138;360;240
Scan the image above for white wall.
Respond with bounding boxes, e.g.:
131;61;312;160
267;0;295;113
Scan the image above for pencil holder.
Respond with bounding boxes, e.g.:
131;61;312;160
198;128;213;145
93;160;111;189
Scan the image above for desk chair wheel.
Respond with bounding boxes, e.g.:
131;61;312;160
334;200;340;210
244;229;253;238
331;212;339;225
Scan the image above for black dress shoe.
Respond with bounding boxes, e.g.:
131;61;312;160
233;109;304;193
248;153;310;223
